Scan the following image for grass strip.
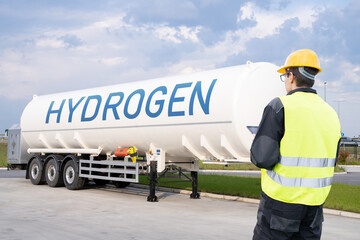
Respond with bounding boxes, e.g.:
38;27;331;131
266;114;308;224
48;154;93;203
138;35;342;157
0;143;7;167
325;183;360;213
199;161;345;172
199;161;260;171
138;174;360;213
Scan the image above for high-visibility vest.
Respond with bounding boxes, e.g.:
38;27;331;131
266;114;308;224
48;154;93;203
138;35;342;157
261;91;341;206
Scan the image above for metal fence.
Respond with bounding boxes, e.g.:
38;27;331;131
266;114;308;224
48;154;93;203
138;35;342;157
340;142;359;160
0;135;7;143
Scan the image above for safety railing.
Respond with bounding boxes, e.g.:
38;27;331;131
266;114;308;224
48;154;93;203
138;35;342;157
340;142;359;160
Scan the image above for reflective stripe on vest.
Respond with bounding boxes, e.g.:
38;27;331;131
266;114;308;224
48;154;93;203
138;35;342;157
261;92;341;206
279;156;336;168
266;170;333;188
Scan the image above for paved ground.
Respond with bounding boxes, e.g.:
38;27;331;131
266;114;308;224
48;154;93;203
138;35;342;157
333;172;360;185
0;169;26;178
1;175;360;239
0;178;258;240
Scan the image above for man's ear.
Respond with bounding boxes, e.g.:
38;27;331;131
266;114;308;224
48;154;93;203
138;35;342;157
290;73;296;84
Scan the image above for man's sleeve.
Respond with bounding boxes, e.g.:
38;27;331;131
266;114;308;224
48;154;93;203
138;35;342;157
335;138;341;165
250;98;284;170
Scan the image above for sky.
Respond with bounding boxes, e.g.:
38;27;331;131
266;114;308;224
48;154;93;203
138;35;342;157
0;0;359;137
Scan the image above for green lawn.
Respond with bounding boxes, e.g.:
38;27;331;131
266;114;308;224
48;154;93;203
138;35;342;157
325;183;360;213
0;143;7;167
200;161;345;172
142;174;262;198
199;161;260;170
138;174;360;213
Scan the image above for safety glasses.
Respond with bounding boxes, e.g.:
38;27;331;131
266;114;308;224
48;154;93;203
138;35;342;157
280;72;290;82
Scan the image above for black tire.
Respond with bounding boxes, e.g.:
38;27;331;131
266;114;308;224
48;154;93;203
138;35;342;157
45;157;64;187
93;179;110;185
29;156;45;185
113;181;130;188
63;160;85;190
113;173;132;188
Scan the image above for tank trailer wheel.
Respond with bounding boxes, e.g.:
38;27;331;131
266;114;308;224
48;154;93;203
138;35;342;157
93;179;110;185
29;157;45;185
63;160;85;190
45;158;64;187
112;181;130;188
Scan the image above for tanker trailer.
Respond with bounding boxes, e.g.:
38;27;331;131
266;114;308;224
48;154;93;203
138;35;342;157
17;61;284;201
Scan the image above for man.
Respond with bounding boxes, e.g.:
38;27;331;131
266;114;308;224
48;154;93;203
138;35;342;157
251;49;341;240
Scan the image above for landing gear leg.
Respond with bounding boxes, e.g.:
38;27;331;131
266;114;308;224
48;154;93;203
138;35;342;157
190;171;200;199
147;161;158;202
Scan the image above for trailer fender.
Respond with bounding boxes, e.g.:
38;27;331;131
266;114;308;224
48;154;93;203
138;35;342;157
44;154;64;173
61;155;80;174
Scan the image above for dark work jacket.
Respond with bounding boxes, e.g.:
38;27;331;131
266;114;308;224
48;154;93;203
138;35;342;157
250;88;340;170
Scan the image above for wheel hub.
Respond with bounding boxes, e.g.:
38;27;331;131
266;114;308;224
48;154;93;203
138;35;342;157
31;164;39;180
66;166;75;184
47;165;56;181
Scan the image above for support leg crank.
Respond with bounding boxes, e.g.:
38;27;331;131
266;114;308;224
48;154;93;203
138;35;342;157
190;171;200;199
147;161;158;202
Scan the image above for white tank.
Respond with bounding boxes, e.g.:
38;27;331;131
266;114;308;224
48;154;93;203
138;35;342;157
20;62;285;163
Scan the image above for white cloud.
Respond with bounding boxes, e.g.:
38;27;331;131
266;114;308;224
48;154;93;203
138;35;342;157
36;38;67;48
95;57;127;67
339;61;360;83
180;1;325;65
179;26;201;43
154;26;183;44
238;2;255;22
93;15;130;30
237;1;322;39
0;13;206;99
314;58;360;106
152;25;201;44
0;1;351;104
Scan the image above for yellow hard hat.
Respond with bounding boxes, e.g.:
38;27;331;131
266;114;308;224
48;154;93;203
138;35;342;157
277;49;322;74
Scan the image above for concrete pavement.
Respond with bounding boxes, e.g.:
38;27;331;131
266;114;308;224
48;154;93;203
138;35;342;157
1;178;360;240
339;165;360;173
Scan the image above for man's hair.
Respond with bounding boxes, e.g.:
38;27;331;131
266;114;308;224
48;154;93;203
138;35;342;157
287;67;319;87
